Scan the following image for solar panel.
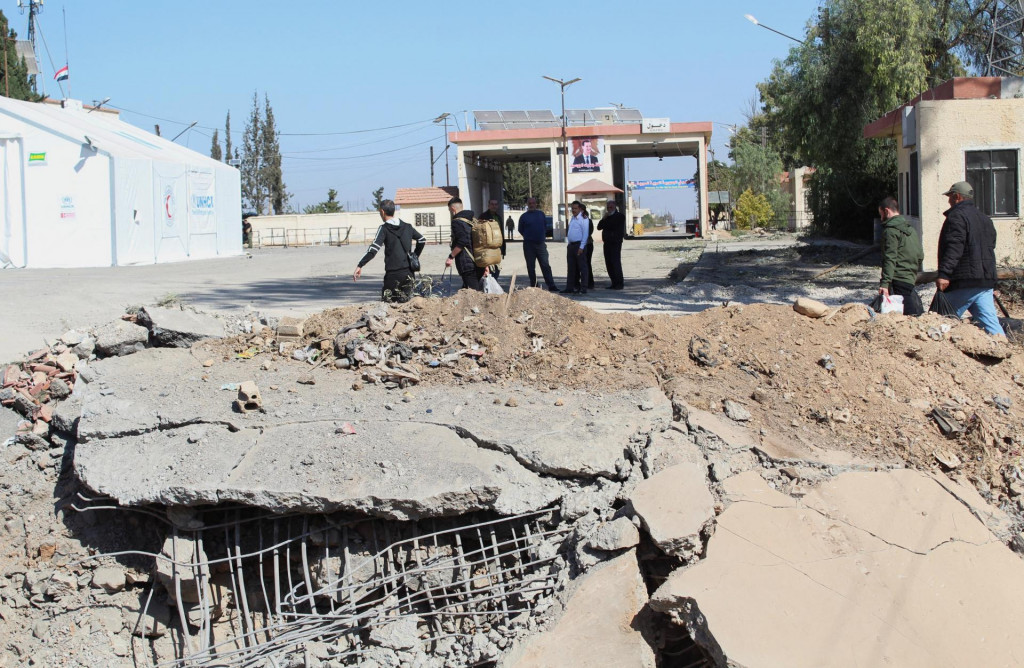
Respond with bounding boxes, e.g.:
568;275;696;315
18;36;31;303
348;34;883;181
14;41;39;75
500;110;530;123
565;110;587;125
616;109;643;122
531;119;560;127
479;122;506;131
526;110;557;122
473;111;503;123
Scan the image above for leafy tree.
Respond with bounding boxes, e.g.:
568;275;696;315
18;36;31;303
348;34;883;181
734;189;776;229
239;92;289;215
303;188;344;214
240;93;265;214
369;186;385;211
502;162;552;209
224;112;233;163
0;11;42;101
756;0;973;237
209;129;222;161
262;94;288;215
731;140;790;226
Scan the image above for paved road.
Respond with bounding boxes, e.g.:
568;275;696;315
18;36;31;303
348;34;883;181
0;238;703;363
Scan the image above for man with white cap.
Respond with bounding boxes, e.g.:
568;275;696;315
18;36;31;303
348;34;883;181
935;181;1005;336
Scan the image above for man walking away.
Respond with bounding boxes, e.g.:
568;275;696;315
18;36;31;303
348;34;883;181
446;197;486;291
597;199;626;289
480;198;505;278
506;216;515;240
936;181;1005;336
562;200;590;294
353;199;425;303
877;196;923;315
517;197;558;291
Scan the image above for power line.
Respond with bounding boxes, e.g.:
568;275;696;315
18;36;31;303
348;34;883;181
280;136;438;162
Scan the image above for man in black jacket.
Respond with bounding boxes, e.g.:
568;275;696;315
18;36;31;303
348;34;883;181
446;197;485;291
597;199;626;289
936;181;1004;336
353;199;425;303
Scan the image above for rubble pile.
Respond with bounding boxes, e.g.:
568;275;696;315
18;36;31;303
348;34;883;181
2;288;1024;667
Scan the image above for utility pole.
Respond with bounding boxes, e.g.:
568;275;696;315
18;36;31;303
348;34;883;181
542;75;581;231
430;146;435;187
433;113;452;187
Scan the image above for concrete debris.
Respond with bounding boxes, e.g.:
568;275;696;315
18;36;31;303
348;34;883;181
629;463;714;559
586;517;640;552
90;567;126;593
92;320;149;357
154;534;210;604
138;305;227;347
502;550;656;668
793;296;829;318
234;380;262;412
651;469;1024;668
722;399;751;421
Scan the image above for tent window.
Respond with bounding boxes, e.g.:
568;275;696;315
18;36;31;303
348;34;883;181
966;149;1019;216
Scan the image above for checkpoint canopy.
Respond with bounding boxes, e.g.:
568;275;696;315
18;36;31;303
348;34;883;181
0;97;241;268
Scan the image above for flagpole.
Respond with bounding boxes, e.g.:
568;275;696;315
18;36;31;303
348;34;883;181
62;6;70;99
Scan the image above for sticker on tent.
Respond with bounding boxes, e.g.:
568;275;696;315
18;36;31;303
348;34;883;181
28;152;46;165
60;196;75;220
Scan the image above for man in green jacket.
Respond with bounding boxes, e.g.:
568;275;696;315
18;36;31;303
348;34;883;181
878;197;924;315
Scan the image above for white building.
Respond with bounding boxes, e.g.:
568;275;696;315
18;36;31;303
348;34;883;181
0;97;241;268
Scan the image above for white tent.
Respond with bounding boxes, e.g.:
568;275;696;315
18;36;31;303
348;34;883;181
0;97;241;268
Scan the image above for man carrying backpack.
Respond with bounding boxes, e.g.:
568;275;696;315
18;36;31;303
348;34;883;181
353;199;425;303
446;197;486;291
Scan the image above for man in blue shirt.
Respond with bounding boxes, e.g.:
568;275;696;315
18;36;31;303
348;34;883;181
517;197;558;291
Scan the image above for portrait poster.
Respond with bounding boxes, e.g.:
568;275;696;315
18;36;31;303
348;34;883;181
570;137;603;173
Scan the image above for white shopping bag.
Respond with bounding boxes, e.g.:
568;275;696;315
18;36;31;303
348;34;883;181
880;294;904;314
483;275;504;294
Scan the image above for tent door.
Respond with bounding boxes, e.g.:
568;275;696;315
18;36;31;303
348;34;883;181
0;137;26;268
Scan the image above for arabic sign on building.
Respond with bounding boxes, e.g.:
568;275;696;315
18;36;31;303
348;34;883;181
628;178;695;190
641;118;670;133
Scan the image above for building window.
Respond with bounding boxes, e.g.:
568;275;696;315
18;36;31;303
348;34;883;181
909;152;920;217
414;213;436;227
966;149;1019;216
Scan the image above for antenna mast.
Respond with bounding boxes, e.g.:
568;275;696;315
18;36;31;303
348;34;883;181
17;0;44;94
985;0;1024;76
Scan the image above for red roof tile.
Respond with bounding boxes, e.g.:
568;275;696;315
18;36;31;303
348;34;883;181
394;186;459;206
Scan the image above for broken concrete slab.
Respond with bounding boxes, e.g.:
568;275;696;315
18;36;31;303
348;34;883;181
642;425;705;476
92;320;149;358
75;348;670;479
720;470;796;508
75;420;561;520
651;469;1024;668
0;406;22;441
684;405;757;449
802;469;995;552
502;550;655;668
139;306;226;348
587;517;640;552
629;463;714;559
927;471;1016;543
754;432;879;470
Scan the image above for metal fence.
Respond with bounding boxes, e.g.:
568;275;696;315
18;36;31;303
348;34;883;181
254;227;353;248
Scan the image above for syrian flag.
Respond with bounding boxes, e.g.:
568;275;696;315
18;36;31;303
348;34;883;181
54;65;69;82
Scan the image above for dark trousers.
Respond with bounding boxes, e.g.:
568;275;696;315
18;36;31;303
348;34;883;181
891;279;924;316
585;241;595;289
566;242;589;293
604;240;623;288
382;270;415;303
459;266;486;291
523;241;557;290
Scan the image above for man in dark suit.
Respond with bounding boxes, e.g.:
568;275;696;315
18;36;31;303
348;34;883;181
572;138;601;172
597;199;626;289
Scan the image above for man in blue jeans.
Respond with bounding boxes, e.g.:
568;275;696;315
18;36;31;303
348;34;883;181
936;181;1005;336
517;197;558;291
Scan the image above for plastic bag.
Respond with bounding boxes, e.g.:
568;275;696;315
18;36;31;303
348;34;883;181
869;294;884;313
483;275;504;294
929;290;958;317
880;294;904;315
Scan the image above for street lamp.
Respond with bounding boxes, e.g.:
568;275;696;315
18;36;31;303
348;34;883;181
433;113;452;187
542;75;581;228
744;14;803;43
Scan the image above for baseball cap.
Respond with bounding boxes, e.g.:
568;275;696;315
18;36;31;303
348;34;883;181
942;181;973;198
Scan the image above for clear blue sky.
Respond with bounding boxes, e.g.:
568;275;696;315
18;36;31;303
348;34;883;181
12;0;821;216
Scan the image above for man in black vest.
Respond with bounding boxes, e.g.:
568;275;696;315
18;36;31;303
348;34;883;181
597;199;626;289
